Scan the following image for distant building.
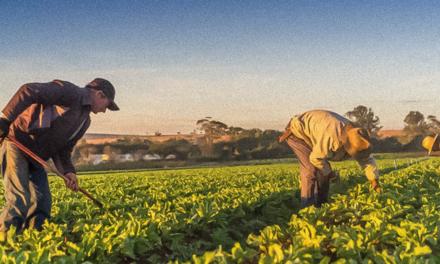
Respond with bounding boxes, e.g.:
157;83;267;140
165;154;177;160
88;154;110;165
143;154;161;161
116;153;134;162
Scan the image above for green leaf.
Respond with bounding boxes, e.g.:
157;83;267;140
413;245;432;256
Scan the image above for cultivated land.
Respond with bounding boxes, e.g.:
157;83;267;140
0;157;437;263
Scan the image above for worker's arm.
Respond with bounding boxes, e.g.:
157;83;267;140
52;117;90;184
53;148;78;192
52;144;76;176
357;156;381;192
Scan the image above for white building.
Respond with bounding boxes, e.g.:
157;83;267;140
142;154;161;161
88;154;110;165
116;153;134;162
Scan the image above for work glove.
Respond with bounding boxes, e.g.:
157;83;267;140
370;179;381;193
0;117;11;141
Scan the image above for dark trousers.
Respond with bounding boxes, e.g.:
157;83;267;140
286;136;329;208
0;140;51;232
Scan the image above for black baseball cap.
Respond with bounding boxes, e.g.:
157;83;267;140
86;78;120;111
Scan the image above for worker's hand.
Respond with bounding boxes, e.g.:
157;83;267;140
64;172;79;192
370;179;381;193
0;117;11;140
327;170;340;183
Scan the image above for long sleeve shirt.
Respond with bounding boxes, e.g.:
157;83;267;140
2;80;92;174
289;110;379;181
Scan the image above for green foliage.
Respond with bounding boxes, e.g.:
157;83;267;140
403;111;430;138
0;158;433;263
192;158;440;263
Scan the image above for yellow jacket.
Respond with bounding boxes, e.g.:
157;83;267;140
289;110;379;181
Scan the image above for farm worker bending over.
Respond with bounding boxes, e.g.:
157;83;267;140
279;110;381;208
0;78;119;233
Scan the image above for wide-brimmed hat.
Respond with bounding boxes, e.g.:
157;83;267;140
344;125;372;160
422;134;440;155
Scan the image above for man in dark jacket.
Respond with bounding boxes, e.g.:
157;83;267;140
0;78;119;232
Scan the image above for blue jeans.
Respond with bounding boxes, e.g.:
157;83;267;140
0;140;51;232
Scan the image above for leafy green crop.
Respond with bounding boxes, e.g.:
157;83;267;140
0;158;429;263
192;158;440;263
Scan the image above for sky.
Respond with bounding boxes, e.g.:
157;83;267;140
1;0;440;134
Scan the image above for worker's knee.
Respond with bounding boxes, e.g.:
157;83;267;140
301;165;317;181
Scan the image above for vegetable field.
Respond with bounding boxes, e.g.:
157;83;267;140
0;157;438;263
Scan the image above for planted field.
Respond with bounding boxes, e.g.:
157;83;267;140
0;158;434;263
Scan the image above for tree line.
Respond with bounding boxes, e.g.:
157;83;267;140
73;106;437;165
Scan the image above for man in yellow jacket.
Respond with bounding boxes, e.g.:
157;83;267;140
279;110;381;208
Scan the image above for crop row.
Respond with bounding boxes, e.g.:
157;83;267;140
191;158;440;263
0;158;421;263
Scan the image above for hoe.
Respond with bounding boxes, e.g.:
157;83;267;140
6;136;104;208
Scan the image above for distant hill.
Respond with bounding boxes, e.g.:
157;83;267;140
377;130;404;139
83;133;202;144
83;129;404;145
